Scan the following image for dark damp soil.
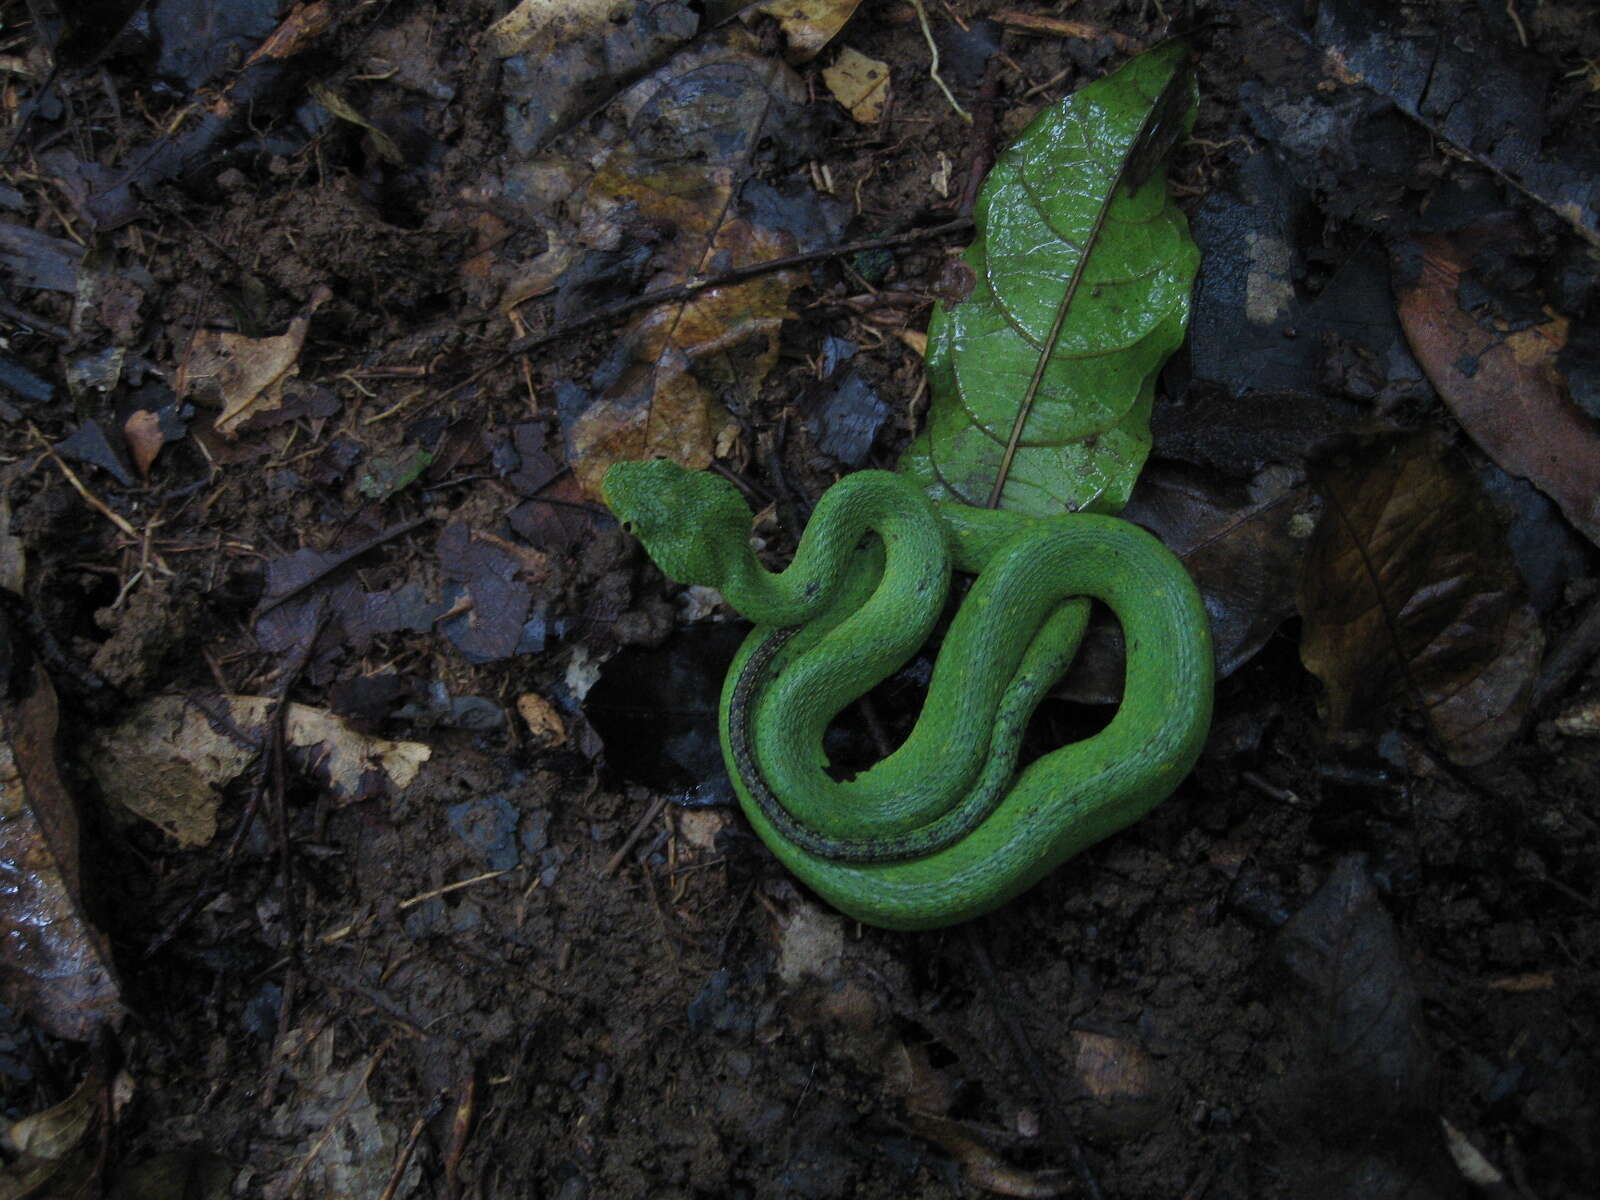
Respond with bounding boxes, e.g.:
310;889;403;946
0;0;1595;1197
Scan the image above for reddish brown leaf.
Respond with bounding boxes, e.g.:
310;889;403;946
1394;231;1600;546
123;409;163;477
1298;435;1542;765
0;666;123;1040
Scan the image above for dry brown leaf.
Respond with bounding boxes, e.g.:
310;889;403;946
511;32;808;496
1395;230;1600;546
903;1112;1073;1198
306;82;402;164
0;1063;133;1199
1553;693;1600;738
123;409;163;477
2;1065;101;1158
177;287;330;437
1298;435;1541;765
568;192;798;494
88;695;431;845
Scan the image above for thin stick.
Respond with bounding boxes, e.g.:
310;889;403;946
910;0;973;123
441;218;975;404
603;794;670;876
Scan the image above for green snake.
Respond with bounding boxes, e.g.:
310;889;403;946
602;459;1213;930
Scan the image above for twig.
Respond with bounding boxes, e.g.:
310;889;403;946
253;513;433;619
603;794;671;876
272;1036;396;1200
441;218;975;404
28;425;161;558
963;923;1105;1200
442;1071;478;1200
379;1090;446;1200
397;869;512;910
265;598;331;968
910;0;973;124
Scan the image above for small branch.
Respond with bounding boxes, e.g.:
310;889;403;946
442;218;974;403
253;513;433;619
911;0;973;124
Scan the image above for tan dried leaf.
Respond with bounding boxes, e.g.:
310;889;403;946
757;0;863;61
821;47;890;124
88;696;431;846
123;409;163;477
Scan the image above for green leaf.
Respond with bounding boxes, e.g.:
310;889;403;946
901;41;1200;516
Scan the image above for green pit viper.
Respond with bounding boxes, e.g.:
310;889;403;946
602;459;1213;931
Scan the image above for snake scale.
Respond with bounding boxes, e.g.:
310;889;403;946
603;459;1213;930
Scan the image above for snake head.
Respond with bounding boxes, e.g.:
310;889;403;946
602;459;752;588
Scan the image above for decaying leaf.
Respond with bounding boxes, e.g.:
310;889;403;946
821;47;890;124
0;1063;133;1197
306;82;402;164
1268;856;1446;1189
262;1025;417;1199
1298;435;1541;765
504;29;811;495
87;695;432;845
565;203;795;493
177;287;330;436
756;0;862;61
487;0;630;60
0;667;123;1040
516;692;567;748
1394;230;1600;547
905;1110;1073;1198
1317;6;1600;247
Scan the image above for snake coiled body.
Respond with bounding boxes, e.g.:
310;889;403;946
603;460;1213;930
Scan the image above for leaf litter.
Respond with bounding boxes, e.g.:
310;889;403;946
0;2;1595;1197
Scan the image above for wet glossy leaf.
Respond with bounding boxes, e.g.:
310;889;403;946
901;41;1199;515
1298;435;1541;766
0;667;123;1040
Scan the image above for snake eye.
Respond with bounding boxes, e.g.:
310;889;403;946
622;521;635;534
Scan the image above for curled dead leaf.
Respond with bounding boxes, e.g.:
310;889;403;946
516;692;567;748
177;287;330;437
122;409;163;477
